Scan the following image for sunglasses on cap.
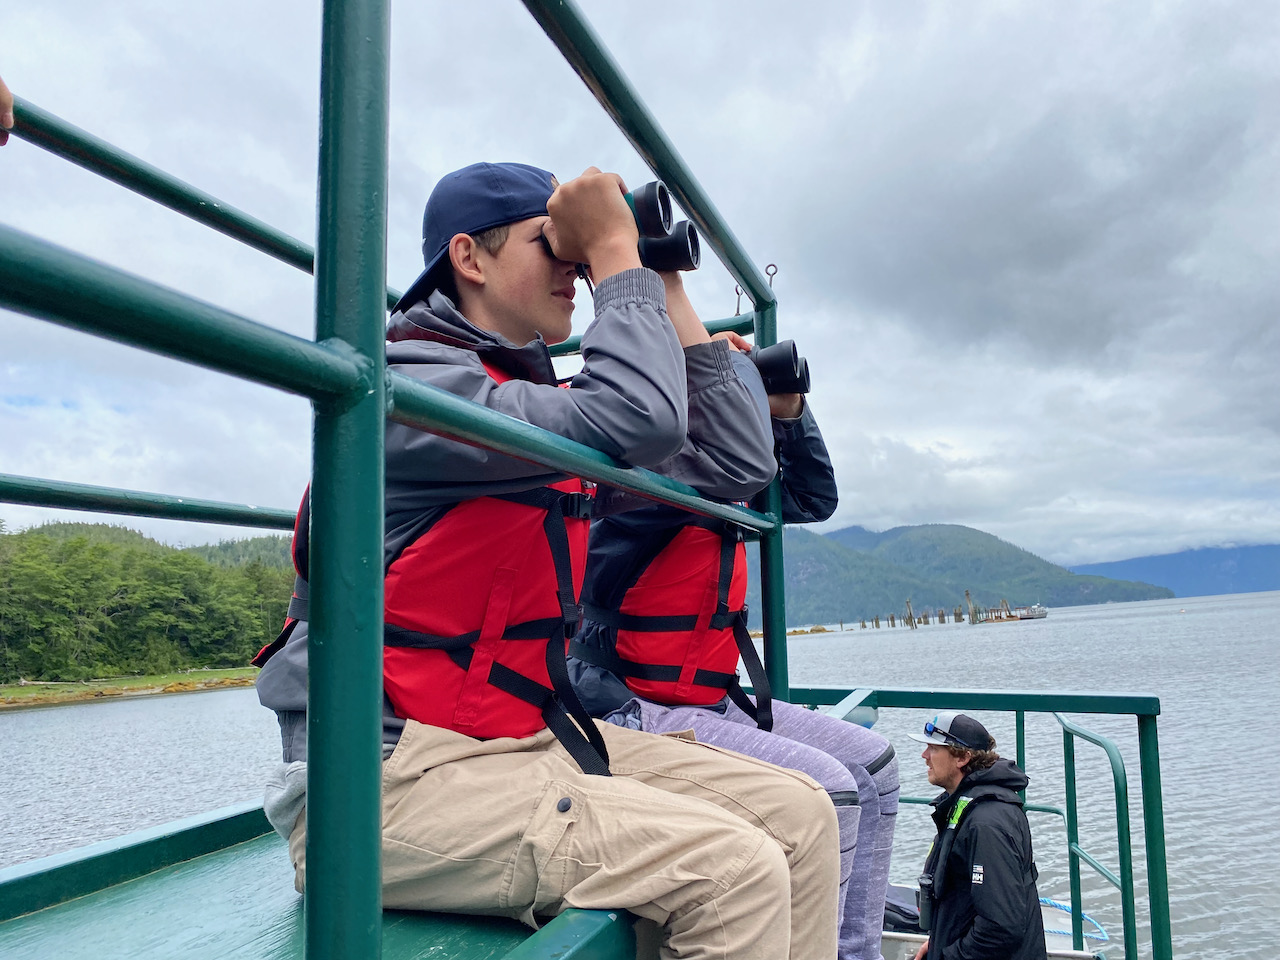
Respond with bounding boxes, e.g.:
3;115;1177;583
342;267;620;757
924;721;980;749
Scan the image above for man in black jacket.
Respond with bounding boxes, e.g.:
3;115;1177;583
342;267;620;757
909;712;1046;960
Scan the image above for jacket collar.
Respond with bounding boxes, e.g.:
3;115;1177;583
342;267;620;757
930;758;1029;829
387;290;559;385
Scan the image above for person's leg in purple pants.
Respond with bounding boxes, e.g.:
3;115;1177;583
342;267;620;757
632;698;875;959
722;697;900;960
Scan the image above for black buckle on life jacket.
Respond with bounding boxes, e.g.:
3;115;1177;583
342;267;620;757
561;600;583;639
560;492;594;520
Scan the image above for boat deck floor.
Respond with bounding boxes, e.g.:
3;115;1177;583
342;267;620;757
0;808;631;960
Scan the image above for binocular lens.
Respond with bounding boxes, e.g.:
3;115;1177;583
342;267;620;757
626;181;674;238
754;340;811;395
638;221;701;272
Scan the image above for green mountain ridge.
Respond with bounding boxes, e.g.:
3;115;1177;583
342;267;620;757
3;520;1172;677
746;522;1172;626
0;522;293;683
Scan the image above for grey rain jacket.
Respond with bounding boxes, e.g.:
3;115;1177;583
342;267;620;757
255;268;686;835
923;759;1047;960
568;355;839;718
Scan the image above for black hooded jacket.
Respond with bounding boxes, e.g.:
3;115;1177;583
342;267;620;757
923;759;1046;960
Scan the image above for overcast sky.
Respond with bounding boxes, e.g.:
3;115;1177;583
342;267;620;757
1;0;1276;566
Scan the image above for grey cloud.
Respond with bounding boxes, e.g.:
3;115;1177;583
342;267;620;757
2;0;1277;566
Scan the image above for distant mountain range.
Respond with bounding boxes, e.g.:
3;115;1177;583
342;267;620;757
21;521;1269;629
1070;545;1280;599
745;523;1173;626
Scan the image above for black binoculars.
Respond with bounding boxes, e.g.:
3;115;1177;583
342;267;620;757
916;874;935;932
624;180;701;272
752;340;810;395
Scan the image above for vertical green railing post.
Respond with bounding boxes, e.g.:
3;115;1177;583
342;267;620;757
306;2;391;960
1015;709;1026;802
1138;715;1174;960
1062;730;1084;951
753;300;789;700
1112;771;1139;960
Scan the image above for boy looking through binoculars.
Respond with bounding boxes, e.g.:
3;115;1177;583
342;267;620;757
257;162;842;960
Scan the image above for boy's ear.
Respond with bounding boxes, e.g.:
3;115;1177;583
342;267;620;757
448;233;485;288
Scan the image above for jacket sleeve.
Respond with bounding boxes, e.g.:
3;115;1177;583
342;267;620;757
755;401;838;523
387;269;688;491
651;343;776;499
942;817;1035;960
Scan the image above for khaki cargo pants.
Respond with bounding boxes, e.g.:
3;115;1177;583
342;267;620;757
290;719;839;959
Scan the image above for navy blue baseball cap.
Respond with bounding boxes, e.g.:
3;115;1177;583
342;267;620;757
393;162;557;313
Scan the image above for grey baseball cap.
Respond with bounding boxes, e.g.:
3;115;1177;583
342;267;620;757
908;711;994;751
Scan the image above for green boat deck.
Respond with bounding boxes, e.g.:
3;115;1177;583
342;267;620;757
0;805;631;960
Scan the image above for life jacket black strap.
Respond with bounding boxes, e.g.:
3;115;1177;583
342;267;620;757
384;616;565;650
580;602;742;635
583;520;774;731
580;603;699;633
494;488;593;636
445;644;610;777
438;484;608;776
728;613;773;732
568;640;737;688
286;575;309;621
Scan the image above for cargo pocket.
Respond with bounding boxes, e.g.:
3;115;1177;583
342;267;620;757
507;780;591;927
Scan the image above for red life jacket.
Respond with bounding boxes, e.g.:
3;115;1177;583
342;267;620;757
572;516;774;730
255;361;610;775
250;492;310;668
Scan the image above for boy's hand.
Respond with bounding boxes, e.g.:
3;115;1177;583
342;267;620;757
0;75;14;147
712;330;752;353
545;167;640;282
768;393;804;419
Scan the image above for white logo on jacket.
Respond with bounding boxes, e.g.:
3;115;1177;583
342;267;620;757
971;864;984;884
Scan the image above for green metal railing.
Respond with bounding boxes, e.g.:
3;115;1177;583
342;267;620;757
808;687;1173;960
0;3;1177;960
1058;713;1137;959
1;2;794;958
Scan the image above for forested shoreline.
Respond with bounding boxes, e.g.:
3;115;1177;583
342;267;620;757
0;522;293;684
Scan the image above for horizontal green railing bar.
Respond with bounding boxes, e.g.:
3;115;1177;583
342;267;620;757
0;801;270;923
549;313;758;357
388;373;778;531
522;0;775;310
501;909;634;959
897;796;1066;819
787;686;1162;717
0;224;370;402
0;473;296;529
0;221;772;533
1069;842;1123;890
9;97;404;311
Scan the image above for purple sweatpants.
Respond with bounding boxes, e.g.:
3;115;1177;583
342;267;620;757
625;697;900;960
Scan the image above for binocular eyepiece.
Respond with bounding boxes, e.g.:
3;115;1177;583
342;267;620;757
624;180;701;272
753;340;810;395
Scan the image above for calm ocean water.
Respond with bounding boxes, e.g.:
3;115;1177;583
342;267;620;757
2;591;1277;959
